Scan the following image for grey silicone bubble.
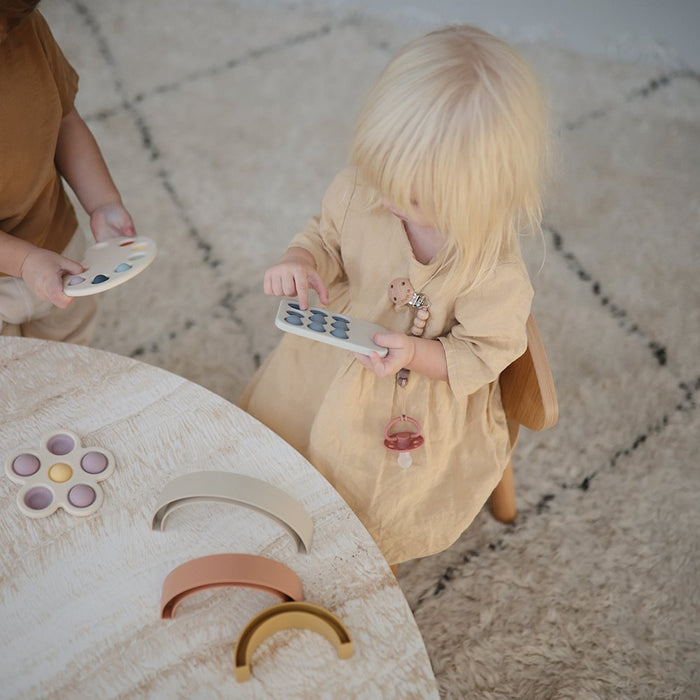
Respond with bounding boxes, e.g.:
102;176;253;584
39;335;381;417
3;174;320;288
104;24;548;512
12;453;40;477
24;486;53;511
308;322;326;332
81;451;108;474
331;329;349;339
285;315;303;326
46;433;75;455
332;321;349;330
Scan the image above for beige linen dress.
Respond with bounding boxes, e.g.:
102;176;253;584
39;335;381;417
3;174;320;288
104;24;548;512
240;167;533;564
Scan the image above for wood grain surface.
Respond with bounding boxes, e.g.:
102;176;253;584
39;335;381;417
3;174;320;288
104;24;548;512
0;337;437;699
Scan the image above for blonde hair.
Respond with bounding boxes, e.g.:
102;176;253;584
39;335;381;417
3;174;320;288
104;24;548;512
351;25;549;286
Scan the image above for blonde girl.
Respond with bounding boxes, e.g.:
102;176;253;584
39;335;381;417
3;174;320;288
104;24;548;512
240;25;549;567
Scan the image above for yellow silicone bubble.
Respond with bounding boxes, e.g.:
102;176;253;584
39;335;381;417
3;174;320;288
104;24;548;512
48;463;73;483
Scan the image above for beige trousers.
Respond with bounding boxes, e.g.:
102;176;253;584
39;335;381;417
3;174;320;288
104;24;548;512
0;228;98;345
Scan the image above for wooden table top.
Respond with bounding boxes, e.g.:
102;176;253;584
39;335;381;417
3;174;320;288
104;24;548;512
0;337;437;699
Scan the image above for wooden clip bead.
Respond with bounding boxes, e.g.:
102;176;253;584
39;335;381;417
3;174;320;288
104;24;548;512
387;277;430;337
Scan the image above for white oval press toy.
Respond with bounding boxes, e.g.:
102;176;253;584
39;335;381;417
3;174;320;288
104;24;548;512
63;235;157;296
4;430;115;518
275;298;389;357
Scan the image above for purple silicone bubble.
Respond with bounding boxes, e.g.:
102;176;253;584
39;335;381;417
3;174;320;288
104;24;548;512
68;484;96;508
46;433;75;456
24;486;53;511
81;451;108;474
68;276;85;286
12;453;40;477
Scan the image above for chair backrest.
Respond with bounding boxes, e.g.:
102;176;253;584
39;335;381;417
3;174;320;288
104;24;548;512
500;314;558;432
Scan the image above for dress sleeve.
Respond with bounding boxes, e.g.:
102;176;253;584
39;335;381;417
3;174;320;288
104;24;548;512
32;11;78;116
288;168;358;287
437;260;534;399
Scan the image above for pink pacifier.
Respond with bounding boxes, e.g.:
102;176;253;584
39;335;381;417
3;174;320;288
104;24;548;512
383;415;424;468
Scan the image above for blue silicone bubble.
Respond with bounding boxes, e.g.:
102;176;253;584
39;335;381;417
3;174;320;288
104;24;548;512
91;274;110;284
310;309;328;317
114;263;132;273
308;322;326;333
331;329;349;339
288;302;300;310
332;321;349;330
309;313;327;325
332;315;349;323
284;314;303;326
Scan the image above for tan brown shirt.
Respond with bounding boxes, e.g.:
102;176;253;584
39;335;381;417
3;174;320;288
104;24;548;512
240;167;534;564
0;11;78;275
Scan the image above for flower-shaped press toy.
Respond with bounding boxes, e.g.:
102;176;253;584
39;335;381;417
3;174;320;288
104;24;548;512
4;430;115;518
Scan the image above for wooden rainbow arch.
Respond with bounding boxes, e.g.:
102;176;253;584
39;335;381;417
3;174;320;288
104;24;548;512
234;602;353;682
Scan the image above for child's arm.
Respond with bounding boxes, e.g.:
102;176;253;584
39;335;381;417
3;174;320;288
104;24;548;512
263;246;329;310
54;108;136;242
356;261;533;389
0;231;82;308
354;333;448;381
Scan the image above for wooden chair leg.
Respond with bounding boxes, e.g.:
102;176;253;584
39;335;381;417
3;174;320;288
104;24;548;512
490;460;517;523
490;419;520;523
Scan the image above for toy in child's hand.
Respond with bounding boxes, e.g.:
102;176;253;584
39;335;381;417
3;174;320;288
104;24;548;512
275;298;389;357
4;429;115;518
62;235;157;296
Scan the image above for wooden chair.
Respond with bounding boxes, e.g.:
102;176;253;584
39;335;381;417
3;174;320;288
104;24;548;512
490;314;558;523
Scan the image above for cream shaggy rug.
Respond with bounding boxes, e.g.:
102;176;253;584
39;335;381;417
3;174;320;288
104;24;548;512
43;0;699;697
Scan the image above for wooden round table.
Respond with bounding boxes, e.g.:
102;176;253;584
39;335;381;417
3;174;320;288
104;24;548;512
0;337;438;698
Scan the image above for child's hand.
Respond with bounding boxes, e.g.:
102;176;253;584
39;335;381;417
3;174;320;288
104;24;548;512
353;332;416;378
89;202;136;242
20;248;84;309
263;252;329;310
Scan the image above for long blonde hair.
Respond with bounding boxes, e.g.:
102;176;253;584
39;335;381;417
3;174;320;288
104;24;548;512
351;25;549;287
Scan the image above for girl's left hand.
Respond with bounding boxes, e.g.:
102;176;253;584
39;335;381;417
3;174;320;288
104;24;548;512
353;332;416;378
90;202;137;242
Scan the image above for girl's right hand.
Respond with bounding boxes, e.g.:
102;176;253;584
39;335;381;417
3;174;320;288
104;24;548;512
263;250;329;310
20;248;83;309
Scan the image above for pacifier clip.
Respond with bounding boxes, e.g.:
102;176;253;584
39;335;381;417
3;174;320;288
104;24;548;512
384;279;431;468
